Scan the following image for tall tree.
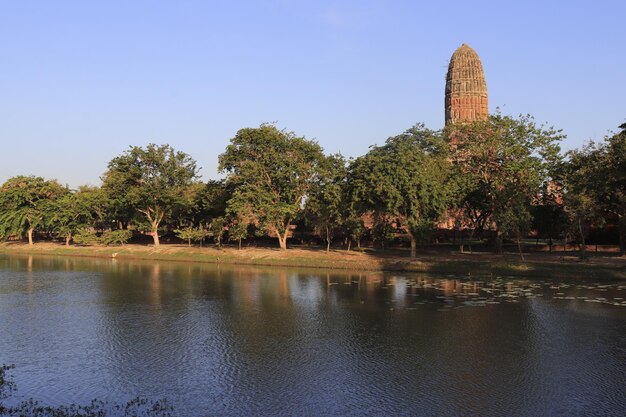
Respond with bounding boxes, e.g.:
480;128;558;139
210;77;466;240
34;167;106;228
305;154;347;253
563;120;626;256
102;144;200;246
49;186;106;245
219;124;325;250
447;113;564;253
0;176;66;245
605;122;626;255
349;124;452;258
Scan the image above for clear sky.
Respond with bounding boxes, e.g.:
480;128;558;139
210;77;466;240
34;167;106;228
1;0;624;188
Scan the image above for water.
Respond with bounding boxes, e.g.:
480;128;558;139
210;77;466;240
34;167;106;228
0;254;624;416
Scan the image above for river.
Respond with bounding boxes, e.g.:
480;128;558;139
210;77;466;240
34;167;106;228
0;254;624;416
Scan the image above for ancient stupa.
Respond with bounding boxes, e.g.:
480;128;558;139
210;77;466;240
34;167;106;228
445;44;488;124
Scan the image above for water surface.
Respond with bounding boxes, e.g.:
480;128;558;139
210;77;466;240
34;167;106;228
0;254;624;416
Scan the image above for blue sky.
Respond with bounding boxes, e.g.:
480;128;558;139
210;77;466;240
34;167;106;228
1;0;624;187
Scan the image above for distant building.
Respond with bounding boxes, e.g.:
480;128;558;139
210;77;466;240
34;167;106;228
445;44;488;124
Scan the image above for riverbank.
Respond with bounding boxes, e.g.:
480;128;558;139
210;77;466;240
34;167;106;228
1;242;625;280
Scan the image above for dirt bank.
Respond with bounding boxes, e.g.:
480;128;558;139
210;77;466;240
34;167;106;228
1;242;624;280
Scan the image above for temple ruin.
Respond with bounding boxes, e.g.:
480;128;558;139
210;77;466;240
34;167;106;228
445;44;488;124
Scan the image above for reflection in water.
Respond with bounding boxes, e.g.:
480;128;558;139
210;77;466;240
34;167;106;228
0;254;625;416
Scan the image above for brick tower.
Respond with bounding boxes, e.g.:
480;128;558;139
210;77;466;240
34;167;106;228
445;44;488;124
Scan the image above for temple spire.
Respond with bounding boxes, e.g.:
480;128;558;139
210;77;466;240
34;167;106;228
445;44;488;124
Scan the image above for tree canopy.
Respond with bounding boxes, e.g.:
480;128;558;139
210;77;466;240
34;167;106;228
101;144;200;246
563;121;626;255
349;124;452;258
219;124;325;250
0;176;67;245
447;113;564;252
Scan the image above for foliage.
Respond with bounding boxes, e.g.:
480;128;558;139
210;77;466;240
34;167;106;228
447;112;564;252
372;216;393;250
219;124;325;250
72;228;100;246
208;217;227;247
100;229;133;246
49;186;107;245
562;121;626;255
101;144;200;246
342;215;366;251
176;180;231;228
305;154;347;252
348;124;452;257
228;220;249;250
0;176;67;245
175;226;208;247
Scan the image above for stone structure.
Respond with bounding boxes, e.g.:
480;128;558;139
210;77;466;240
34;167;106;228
445;44;488;124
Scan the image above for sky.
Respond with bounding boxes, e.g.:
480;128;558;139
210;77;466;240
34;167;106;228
1;0;625;188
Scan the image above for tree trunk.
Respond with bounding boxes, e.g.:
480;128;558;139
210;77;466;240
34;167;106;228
616;216;626;256
578;218;586;260
238;238;242;250
410;235;417;259
278;236;287;251
326;226;331;253
468;228;475;254
28;228;34;245
152;226;160;247
276;228;288;251
188;239;191;247
65;234;71;246
347;240;352;252
517;236;525;261
495;230;503;254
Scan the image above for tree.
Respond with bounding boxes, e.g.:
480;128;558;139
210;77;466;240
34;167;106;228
49;186;106;245
305;154;347;253
175;226;208;247
348;124;452;258
102;144;200;246
177;180;231;228
603;122;626;255
228;219;249;250
0;176;66;245
562;120;626;257
447;113;564;253
208;216;226;248
219;124;325;250
342;215;366;251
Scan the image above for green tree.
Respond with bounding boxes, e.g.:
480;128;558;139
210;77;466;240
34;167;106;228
305;154;347;253
228;219;249;250
342;215;366;251
0;176;66;245
561;121;626;257
219;124;325;250
49;186;106;245
208;216;226;247
177;180;231;228
102;144;200;246
604;122;626;255
348;124;452;258
100;229;133;246
175;226;208;247
447;113;564;253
